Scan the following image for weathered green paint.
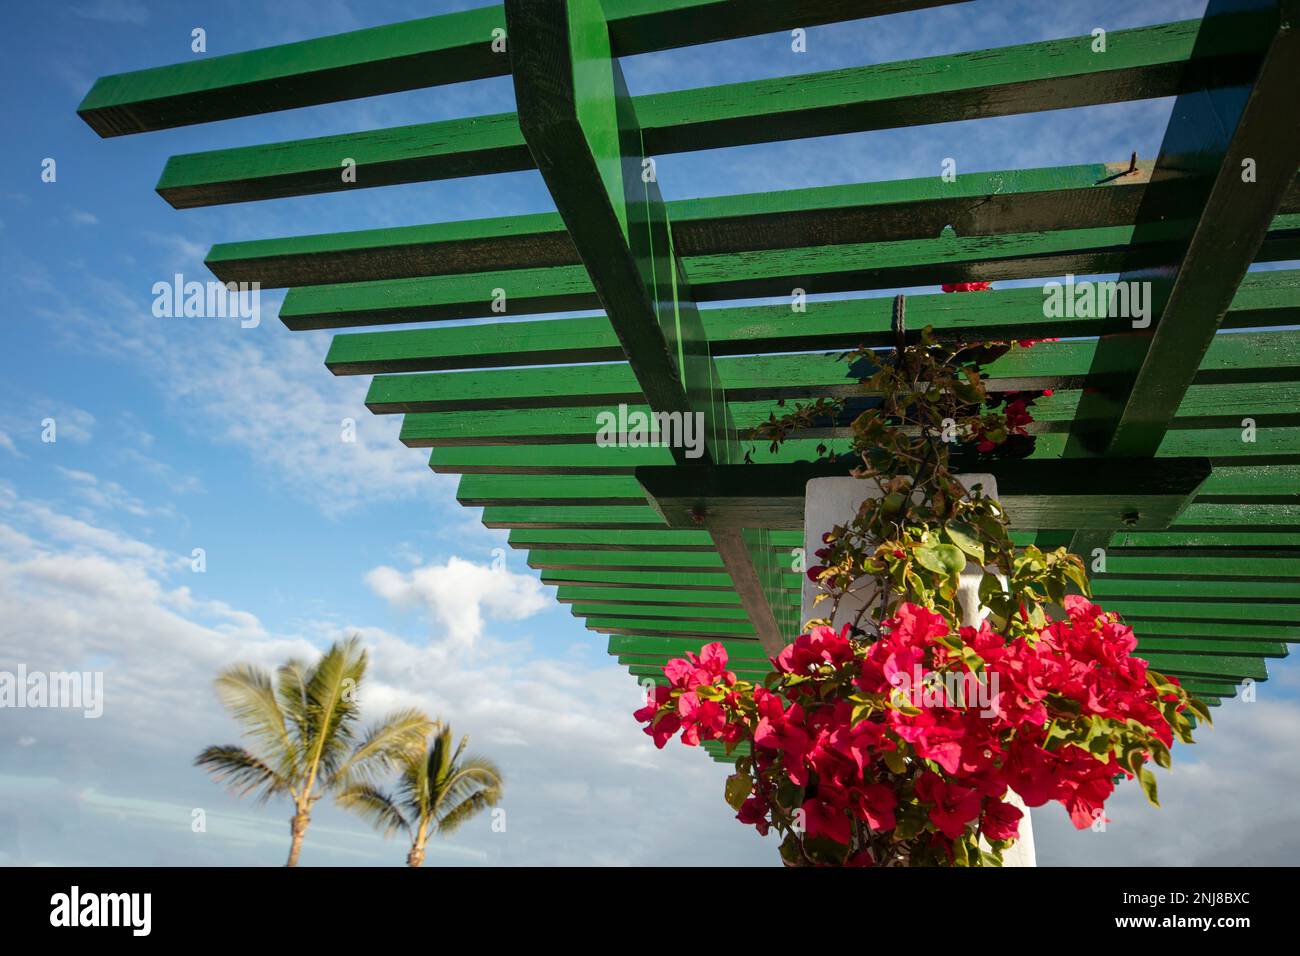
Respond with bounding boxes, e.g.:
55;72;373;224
147;13;1272;205
81;1;962;137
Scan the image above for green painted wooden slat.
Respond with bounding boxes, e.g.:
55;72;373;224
396;384;1300;452
608;635;766;659
528;549;728;571
1135;638;1287;656
1102;555;1300;577
482;506;668;529
1132;620;1298;640
562;586;743;605
429;438;840;474
1108;600;1300;623
1174;503;1300;527
509;528;713;550
323;269;1300;376
1132;653;1267;681
366;331;1300;413
624;657;768;673
150;12;1271;206
516;529;801;551
594;616;758;637
1031;427;1300;463
574;603;750;621
1092;578;1300;600
81;0;956;137
1192;464;1300;497
212;163;1300;287
283;217;1300;329
542;568;751;589
457;474;647;506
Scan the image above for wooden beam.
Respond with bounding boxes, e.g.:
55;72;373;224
634;458;1212;531
1068;0;1300;558
506;0;792;653
278;216;1299;330
207;162;1300;286
322;271;1300;375
79;1;962;136
151;13;1273;206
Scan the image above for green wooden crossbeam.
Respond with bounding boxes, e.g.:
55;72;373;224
529;550;727;572
1067;0;1300;563
505;0;796;655
421;419;1300;474
1092;578;1300;600
541;569;763;590
364;330;1300;414
79;1;960;137
207;164;1300;288
508;528;801;551
396;378;1300;450
562;586;745;606
325;269;1300;377
632;458;1211;531
147;12;1273;207
279;215;1300;329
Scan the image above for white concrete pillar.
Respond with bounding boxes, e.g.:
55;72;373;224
803;475;1036;866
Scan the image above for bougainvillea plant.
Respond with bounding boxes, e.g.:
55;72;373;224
635;285;1209;867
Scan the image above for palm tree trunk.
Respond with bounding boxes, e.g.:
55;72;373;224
286;808;310;867
407;819;430;867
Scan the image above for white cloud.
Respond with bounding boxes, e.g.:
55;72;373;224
365;556;550;647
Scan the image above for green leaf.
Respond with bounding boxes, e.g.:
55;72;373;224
883;748;907;775
724;772;753;811
916;543;966;577
943;522;985;565
1139;767;1160;807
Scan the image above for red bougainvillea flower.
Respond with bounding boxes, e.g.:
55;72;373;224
737;795;770;835
942;281;992;292
980;795;1024;842
852;783;898;832
633;685;681;749
775;623;856;674
663;641;736;690
802;794;852;845
915;772;982;840
677;691;727;746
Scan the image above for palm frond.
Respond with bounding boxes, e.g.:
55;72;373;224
275;658;311;742
439;758;504;812
212;663;296;768
301;635;367;781
427;725;452;789
331;708;434;789
194;745;288;803
336;784;410;839
434;791;496;835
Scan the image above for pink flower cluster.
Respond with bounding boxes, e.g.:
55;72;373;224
635;597;1183;858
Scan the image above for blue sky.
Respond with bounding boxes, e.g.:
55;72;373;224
1;0;1298;866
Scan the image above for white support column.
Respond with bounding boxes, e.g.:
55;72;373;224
803;475;1036;867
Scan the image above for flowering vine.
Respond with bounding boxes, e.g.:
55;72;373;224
635;284;1208;866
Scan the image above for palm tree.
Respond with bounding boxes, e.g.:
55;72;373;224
195;635;432;866
337;723;503;867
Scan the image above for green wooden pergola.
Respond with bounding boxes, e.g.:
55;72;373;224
80;0;1300;763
